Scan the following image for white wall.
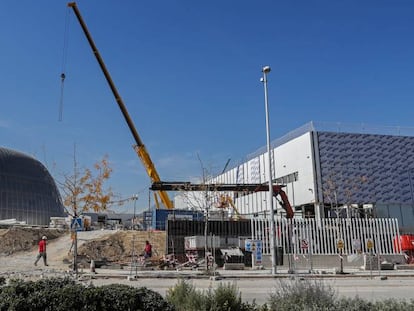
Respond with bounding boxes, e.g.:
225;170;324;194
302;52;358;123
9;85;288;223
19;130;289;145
209;132;316;217
273;132;315;206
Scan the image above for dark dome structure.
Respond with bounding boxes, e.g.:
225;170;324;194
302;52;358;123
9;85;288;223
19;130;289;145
0;147;65;226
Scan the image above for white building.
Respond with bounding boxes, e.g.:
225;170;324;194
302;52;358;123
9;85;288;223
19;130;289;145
177;122;414;233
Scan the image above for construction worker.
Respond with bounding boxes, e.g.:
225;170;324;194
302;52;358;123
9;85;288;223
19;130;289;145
143;240;152;259
34;236;48;266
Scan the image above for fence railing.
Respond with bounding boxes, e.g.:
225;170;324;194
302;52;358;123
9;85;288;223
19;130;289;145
251;217;401;255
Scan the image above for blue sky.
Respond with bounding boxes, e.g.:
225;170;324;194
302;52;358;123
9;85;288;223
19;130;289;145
1;1;414;213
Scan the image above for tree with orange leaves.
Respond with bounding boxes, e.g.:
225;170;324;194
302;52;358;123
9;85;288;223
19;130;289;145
59;153;114;217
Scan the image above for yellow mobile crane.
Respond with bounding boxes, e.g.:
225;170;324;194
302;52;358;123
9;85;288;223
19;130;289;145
68;2;173;209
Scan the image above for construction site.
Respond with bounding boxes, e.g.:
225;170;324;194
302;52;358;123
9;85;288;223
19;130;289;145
2;2;414;277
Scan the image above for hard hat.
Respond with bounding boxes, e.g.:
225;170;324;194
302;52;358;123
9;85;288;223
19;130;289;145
42;236;47;240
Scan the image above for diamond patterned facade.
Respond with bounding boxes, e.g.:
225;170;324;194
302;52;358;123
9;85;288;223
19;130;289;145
317;132;414;205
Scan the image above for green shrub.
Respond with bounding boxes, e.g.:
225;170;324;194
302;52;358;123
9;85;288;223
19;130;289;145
267;278;337;311
371;298;414;311
0;277;82;311
334;296;414;311
0;277;174;311
267;280;414;311
207;282;243;311
136;287;176;311
334;296;375;311
166;279;206;311
83;284;174;311
166;279;263;311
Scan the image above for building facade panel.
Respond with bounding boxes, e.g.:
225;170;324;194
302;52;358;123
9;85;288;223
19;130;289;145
317;132;414;205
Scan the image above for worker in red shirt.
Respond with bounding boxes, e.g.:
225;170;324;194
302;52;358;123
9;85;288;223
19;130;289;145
143;240;152;258
34;236;48;266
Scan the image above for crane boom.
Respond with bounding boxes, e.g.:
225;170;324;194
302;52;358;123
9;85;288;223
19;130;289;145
68;2;173;209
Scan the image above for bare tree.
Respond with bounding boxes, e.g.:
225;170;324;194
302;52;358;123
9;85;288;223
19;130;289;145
342;175;369;218
173;154;224;271
323;171;369;218
323;173;339;218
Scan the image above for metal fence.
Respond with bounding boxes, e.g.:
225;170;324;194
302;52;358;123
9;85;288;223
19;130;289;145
251;217;401;255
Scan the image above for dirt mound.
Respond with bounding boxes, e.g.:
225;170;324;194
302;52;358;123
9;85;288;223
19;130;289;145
76;231;166;264
77;232;127;262
0;227;66;256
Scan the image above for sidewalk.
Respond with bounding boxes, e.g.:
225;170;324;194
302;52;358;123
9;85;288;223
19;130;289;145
82;265;414;280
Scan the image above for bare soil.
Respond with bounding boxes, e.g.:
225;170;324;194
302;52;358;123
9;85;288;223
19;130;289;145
0;227;166;275
0;227;65;256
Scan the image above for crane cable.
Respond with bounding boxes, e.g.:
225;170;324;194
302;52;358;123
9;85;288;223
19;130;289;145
59;7;71;122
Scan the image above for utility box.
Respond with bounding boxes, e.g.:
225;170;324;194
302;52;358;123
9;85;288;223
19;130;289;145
184;235;221;250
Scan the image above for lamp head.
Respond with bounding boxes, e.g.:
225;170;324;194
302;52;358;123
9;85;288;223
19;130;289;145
262;66;271;73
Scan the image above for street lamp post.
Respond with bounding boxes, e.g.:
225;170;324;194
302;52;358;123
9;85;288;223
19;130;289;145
132;194;138;229
261;65;277;275
130;194;138;277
